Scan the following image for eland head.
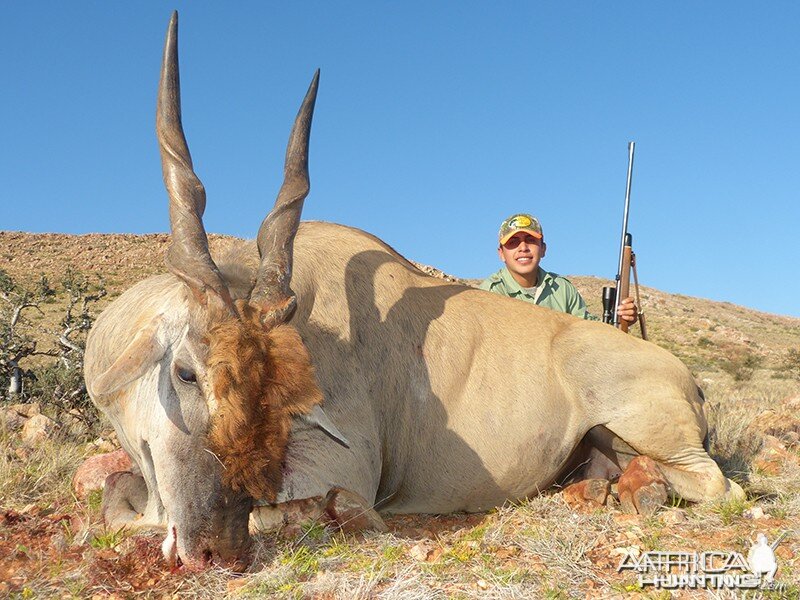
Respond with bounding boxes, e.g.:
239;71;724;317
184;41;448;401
85;12;343;570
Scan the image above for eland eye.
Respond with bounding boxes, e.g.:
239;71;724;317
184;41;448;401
176;366;197;384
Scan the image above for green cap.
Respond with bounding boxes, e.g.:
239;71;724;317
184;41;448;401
498;213;543;244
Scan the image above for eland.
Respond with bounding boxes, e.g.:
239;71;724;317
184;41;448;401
84;12;742;570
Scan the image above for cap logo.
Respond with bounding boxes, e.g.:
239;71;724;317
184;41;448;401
510;215;532;228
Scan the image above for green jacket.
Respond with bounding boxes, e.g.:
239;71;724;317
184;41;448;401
479;266;598;320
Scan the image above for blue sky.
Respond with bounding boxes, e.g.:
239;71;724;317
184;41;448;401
2;2;798;317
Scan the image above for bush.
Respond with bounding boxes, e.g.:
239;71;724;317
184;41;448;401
27;362;101;435
1;267;105;437
779;348;800;380
719;350;763;382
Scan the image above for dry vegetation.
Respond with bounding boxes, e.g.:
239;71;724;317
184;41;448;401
2;231;800;598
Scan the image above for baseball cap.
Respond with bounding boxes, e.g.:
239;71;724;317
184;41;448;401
498;213;543;245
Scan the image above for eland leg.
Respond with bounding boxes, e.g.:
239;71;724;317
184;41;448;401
250;487;387;536
102;471;151;530
601;387;744;504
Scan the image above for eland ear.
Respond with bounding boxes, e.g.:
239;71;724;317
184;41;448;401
90;317;166;400
299;405;350;448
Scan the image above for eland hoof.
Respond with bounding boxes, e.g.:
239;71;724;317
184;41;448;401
102;471;148;529
618;456;668;516
325;488;388;533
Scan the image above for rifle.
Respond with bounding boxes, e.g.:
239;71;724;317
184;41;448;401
602;142;648;339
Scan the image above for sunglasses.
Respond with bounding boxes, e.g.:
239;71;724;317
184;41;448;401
502;234;540;250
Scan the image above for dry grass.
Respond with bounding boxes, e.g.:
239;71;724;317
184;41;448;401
2;377;800;597
0;428;86;510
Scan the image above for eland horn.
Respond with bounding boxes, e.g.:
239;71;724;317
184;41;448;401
157;11;233;309
250;71;320;326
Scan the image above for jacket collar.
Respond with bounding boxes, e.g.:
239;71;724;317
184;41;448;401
500;266;555;297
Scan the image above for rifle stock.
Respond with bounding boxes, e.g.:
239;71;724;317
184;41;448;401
617;233;632;333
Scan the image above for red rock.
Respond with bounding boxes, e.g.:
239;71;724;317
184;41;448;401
72;449;133;499
752;435;795;475
562;479;610;508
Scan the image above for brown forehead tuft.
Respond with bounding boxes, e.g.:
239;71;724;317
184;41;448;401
205;301;324;500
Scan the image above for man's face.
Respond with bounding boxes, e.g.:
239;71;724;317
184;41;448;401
498;232;546;283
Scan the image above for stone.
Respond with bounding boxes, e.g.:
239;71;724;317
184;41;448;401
87;437;117;454
752;435;793;476
743;506;767;520
0;407;26;432
72;449;133;499
660;509;687;525
21;413;56;444
783;431;800;446
324;487;388;533
9;402;41;418
562;479;611;508
753;406;800;443
409;539;439;562
0;402;40;438
50;532;69;553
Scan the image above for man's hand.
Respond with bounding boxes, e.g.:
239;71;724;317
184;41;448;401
617;297;638;325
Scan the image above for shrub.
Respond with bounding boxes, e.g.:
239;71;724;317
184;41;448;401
779;348;800;380
719;350;763;382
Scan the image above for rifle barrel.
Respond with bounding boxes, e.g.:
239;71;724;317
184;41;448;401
612;141;635;327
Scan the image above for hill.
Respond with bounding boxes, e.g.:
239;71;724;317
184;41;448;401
2;230;799;380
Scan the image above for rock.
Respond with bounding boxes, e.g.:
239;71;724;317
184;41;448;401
64;409;91;437
763;435;787;452
562;479;610;508
752;435;793;475
618;456;668;516
87;437;118;454
743;506;767;520
21;413;56;444
753;406;800;442
73;528;95;547
324;487;388;533
72;449;133;499
9;402;41;418
409;539;441;562
50;532;69;553
14;446;33;461
0;408;25;432
1;403;42;432
660;509;687;525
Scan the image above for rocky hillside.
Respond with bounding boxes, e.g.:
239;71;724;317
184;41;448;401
2;230;799;377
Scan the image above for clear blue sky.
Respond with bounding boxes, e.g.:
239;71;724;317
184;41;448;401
2;2;798;317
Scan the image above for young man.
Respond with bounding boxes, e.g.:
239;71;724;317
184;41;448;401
479;213;637;324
